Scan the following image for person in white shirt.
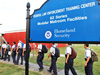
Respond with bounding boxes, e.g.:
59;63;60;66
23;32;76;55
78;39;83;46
22;44;26;60
84;44;93;75
11;42;17;64
0;42;7;59
47;43;58;75
16;40;23;65
22;43;31;61
36;43;44;71
4;42;11;61
65;43;77;75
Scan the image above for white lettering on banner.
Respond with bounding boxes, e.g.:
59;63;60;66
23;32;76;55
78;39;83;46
66;5;80;11
54;29;66;33
81;2;95;8
56;14;68;19
33;14;41;18
50;16;54;20
54;28;75;38
33;2;95;18
37;21;49;25
47;8;65;15
50;19;66;24
66;28;75;32
54;28;75;33
32;2;95;26
67;16;87;22
54;34;70;38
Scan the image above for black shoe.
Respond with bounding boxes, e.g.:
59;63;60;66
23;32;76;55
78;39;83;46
39;68;43;71
47;70;51;73
4;59;6;61
20;63;23;65
52;74;57;75
15;63;18;65
1;58;3;60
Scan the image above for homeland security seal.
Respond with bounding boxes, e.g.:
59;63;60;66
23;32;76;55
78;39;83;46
45;31;52;39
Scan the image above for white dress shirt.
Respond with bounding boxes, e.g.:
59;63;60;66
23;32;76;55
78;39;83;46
85;48;91;58
65;45;72;55
18;42;22;48
50;44;57;56
23;44;26;49
2;44;7;48
38;44;42;52
12;45;16;49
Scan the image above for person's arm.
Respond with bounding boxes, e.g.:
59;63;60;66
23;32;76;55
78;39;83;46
16;46;19;53
85;50;91;67
47;53;52;61
65;47;71;63
11;48;13;52
4;48;6;54
66;53;70;63
0;47;2;52
85;57;90;67
22;48;25;56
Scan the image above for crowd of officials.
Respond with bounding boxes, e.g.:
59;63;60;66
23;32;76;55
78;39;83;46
0;41;94;75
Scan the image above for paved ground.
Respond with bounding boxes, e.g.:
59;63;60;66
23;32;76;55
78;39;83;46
0;55;84;75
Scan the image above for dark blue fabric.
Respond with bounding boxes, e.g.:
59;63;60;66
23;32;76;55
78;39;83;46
65;56;77;75
12;51;16;63
37;53;44;69
16;49;23;64
4;50;10;61
1;48;5;59
49;56;57;74
85;61;93;75
24;51;30;61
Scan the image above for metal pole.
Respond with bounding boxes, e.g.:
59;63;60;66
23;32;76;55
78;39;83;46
26;2;30;75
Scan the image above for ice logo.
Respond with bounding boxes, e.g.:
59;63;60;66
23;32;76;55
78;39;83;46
45;31;52;39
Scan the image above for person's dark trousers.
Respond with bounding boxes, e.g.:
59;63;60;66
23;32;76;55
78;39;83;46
4;50;10;61
37;53;44;69
1;48;5;59
12;51;16;63
65;56;77;75
49;56;57;75
0;46;1;57
85;61;93;75
24;51;30;61
16;49;23;64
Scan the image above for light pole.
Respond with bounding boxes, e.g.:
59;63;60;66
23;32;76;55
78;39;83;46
26;2;30;75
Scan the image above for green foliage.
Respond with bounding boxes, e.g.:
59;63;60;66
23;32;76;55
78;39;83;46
30;45;100;75
0;63;39;75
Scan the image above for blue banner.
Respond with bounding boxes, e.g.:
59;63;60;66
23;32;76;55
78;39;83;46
30;0;100;43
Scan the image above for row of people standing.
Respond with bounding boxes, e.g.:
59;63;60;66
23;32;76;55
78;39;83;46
0;40;30;65
36;43;94;75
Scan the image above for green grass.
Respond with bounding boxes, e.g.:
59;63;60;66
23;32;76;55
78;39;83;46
29;45;100;75
0;63;39;75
